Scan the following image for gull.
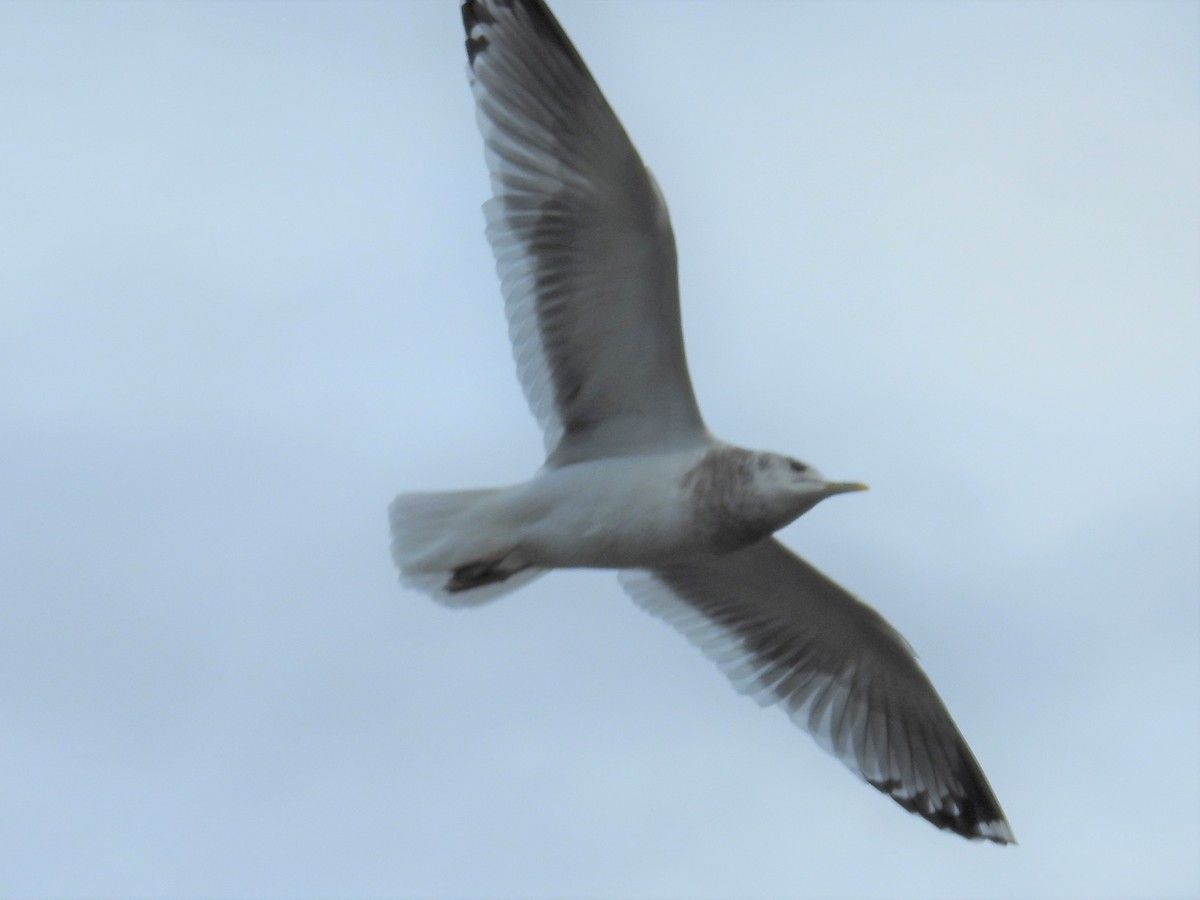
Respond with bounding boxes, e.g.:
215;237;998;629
391;0;1014;844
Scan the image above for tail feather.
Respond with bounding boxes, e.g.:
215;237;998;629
388;488;545;607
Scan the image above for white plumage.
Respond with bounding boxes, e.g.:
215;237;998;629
390;0;1014;844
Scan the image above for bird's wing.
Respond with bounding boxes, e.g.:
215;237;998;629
620;538;1015;844
462;0;708;465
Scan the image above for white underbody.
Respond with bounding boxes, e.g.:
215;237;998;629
507;448;714;569
413;447;714;578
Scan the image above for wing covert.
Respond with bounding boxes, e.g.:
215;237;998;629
620;538;1015;844
462;0;708;464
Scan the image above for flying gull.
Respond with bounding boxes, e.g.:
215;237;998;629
391;0;1014;844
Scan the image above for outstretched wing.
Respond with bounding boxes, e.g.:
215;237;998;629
462;0;708;465
621;538;1015;843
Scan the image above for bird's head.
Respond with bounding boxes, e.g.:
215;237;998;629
750;452;868;526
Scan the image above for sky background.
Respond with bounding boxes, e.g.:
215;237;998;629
2;1;1198;897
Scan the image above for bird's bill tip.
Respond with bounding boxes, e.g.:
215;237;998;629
826;480;869;495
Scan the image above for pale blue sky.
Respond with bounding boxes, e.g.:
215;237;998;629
2;1;1198;897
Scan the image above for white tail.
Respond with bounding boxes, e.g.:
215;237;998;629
388;488;545;607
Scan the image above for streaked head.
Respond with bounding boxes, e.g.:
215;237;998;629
752;451;868;524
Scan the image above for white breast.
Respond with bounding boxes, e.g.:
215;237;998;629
511;450;710;569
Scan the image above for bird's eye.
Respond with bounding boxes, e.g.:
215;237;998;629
788;459;808;474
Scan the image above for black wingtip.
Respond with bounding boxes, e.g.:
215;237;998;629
461;0;495;66
868;773;1016;844
460;0;591;74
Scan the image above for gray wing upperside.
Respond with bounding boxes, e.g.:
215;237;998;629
621;538;1015;844
462;0;708;465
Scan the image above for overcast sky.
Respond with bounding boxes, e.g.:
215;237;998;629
2;1;1198;897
